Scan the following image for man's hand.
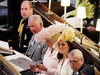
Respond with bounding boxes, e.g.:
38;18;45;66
9;46;14;53
85;26;96;32
83;20;87;27
9;46;13;50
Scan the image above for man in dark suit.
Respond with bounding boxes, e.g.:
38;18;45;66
9;1;33;53
21;15;48;75
68;49;87;75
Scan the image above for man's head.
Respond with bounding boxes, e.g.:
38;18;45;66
21;1;33;19
68;49;84;71
28;15;43;34
98;0;100;8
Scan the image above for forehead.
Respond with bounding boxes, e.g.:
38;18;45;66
58;40;66;43
21;2;30;8
69;55;78;60
29;20;38;26
29;19;36;24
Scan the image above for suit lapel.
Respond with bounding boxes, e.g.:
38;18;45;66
26;35;35;55
30;42;40;58
28;35;35;48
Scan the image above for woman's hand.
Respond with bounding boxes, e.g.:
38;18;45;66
30;65;40;73
36;64;47;72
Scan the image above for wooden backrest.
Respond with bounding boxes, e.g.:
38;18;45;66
0;54;21;75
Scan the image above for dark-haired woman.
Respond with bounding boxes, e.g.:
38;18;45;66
52;26;75;75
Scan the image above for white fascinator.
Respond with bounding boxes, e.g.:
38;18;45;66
35;24;66;42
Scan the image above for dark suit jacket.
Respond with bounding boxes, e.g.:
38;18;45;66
72;63;87;75
12;19;33;52
25;35;48;64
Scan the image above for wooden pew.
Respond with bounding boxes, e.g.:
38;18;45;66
0;54;21;75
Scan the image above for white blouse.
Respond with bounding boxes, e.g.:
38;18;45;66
57;59;73;75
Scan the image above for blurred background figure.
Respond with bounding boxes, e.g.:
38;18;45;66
83;0;100;43
80;65;100;75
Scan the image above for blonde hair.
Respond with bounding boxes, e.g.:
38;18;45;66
48;33;61;44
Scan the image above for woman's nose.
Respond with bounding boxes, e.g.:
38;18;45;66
59;45;62;48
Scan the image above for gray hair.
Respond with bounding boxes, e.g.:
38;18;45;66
28;15;43;26
68;49;84;60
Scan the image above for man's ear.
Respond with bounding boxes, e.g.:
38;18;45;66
81;58;84;62
31;8;33;13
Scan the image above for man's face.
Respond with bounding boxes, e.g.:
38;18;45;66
99;0;100;8
68;55;83;71
21;2;33;19
29;20;42;34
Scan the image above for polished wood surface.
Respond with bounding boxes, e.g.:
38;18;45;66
33;1;94;41
42;1;75;17
33;2;81;33
0;54;21;75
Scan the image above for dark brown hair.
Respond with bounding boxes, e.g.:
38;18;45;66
57;41;74;62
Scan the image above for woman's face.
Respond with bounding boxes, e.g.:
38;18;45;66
46;39;54;48
58;40;70;55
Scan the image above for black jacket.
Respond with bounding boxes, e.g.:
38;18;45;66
72;63;87;75
12;19;33;49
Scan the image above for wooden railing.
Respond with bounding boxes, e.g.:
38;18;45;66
0;54;21;75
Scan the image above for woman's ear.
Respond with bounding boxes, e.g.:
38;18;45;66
40;23;42;26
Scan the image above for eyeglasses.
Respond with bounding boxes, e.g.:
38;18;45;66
69;59;81;64
29;25;35;27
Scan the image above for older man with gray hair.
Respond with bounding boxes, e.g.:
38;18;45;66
68;49;87;75
21;15;48;75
